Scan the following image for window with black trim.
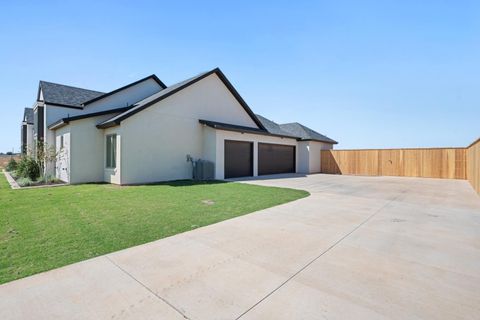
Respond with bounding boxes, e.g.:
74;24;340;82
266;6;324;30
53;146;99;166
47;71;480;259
106;134;117;168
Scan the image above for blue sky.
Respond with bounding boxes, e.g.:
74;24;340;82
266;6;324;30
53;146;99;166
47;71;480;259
1;0;479;152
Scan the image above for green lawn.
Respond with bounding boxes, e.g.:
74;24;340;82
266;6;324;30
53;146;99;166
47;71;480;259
0;175;308;284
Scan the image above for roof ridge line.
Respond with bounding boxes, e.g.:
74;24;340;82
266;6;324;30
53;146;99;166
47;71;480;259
39;80;104;94
81;74;166;106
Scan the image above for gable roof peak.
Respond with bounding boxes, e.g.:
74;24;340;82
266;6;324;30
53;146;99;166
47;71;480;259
81;74;167;106
39;80;101;91
38;81;105;108
23;107;34;124
97;68;266;130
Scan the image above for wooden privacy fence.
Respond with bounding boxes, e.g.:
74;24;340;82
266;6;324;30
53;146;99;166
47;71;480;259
320;138;480;194
0;155;21;169
321;148;466;179
466;138;480;194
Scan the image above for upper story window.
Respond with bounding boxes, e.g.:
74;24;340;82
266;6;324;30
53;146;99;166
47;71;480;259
106;134;117;169
34;106;44;141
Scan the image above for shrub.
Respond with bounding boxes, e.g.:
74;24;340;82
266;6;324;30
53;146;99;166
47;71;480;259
24;159;40;180
15;157;28;177
17;177;34;187
16;157;40;181
6;158;18;172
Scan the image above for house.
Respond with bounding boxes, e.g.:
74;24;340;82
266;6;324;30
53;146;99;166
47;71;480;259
22;68;337;184
20;108;34;154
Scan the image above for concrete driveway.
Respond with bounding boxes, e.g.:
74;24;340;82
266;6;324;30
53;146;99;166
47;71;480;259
1;174;479;320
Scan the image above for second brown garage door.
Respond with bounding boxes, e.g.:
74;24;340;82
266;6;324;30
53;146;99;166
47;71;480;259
258;143;295;175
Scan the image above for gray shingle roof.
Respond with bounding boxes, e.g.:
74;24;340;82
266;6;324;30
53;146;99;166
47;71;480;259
23;108;33;124
256;114;337;144
39;81;104;107
255;114;297;138
81;75;166;106
280;122;337;144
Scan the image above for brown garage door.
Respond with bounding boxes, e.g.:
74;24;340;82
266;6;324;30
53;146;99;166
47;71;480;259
224;140;253;179
258;143;295;175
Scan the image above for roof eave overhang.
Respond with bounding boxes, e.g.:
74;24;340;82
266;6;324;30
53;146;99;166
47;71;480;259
300;138;338;145
48;120;68;130
43;101;84;109
82;75;167;106
199;119;298;140
96;120;120;129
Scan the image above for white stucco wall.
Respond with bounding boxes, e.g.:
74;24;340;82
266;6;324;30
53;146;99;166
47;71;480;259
45;105;85;126
53;114;120;184
26;124;34;156
202;126;217;163
42;79;163;173
297;140;334;174
309;141;333;173
84;78;163;113
119;73;260;184
297;141;310;174
44;105;84;176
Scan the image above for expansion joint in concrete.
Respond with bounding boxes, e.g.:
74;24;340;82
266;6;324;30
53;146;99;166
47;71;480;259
235;192;405;319
104;255;191;320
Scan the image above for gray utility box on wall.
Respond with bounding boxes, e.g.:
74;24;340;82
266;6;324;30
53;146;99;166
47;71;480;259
193;160;215;180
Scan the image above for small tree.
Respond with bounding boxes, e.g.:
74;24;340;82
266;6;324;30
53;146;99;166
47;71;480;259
35;140;60;182
6;158;18;172
15;156;40;180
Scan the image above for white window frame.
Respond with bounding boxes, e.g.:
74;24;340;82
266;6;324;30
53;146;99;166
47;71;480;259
106;134;117;169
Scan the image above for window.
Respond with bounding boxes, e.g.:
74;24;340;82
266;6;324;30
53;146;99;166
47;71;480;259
106;134;117;168
60;135;64;149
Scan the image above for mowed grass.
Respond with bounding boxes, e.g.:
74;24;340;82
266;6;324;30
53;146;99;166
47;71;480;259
0;175;308;284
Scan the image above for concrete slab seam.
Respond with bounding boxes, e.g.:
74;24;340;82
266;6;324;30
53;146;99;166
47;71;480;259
235;191;406;319
104;255;191;320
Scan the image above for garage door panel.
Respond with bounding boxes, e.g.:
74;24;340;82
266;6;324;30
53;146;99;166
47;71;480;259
224;140;253;179
258;143;295;175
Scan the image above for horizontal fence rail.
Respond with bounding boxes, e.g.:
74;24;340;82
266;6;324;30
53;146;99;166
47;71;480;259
321;138;479;195
321;148;466;179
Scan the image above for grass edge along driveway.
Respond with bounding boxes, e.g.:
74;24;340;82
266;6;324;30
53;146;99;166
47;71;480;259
0;175;308;284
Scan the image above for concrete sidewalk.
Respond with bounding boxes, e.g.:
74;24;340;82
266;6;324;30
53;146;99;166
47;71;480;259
1;174;479;319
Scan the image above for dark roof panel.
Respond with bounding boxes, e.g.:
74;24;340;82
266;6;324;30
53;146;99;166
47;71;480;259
23;108;34;124
39;81;104;107
81;74;166;106
280;122;338;144
256;114;337;144
48;106;133;130
255;114;297;138
199;119;298;140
